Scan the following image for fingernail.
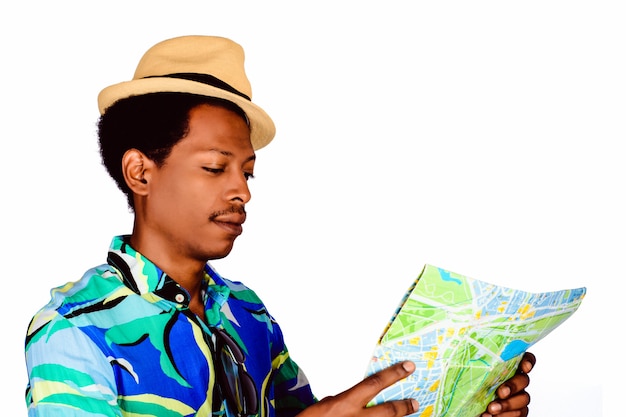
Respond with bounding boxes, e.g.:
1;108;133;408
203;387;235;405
490;403;502;414
402;361;415;373
411;399;418;411
523;361;533;373
500;386;511;398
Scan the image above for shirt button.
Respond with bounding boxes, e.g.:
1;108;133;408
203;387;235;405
175;293;186;303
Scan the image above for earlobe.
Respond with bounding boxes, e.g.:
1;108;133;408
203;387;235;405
122;149;152;195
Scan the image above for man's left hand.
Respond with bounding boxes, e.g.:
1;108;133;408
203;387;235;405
481;351;536;417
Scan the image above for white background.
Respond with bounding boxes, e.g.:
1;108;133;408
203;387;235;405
1;1;622;415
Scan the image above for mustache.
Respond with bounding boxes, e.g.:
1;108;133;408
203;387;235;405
209;205;246;221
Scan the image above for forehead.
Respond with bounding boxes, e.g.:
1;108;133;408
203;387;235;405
181;104;254;154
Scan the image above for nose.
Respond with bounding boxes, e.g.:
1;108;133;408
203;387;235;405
228;172;252;205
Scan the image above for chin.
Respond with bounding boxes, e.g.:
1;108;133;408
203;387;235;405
204;242;235;261
207;253;229;261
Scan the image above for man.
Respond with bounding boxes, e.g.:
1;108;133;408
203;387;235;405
25;35;534;417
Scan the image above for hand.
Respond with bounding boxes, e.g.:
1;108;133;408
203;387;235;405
297;361;419;417
482;351;536;417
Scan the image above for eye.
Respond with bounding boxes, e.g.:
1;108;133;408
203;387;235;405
244;172;255;181
203;167;225;174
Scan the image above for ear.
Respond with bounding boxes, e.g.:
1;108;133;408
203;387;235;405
122;149;154;196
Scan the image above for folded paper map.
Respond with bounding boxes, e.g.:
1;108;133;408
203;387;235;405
365;264;586;417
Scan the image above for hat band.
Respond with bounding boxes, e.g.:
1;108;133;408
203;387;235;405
143;73;251;101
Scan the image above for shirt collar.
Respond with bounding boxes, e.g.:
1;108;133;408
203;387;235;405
107;235;231;315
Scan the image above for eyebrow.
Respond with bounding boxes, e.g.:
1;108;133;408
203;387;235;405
205;148;256;163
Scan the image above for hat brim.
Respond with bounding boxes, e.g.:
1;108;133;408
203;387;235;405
97;77;275;150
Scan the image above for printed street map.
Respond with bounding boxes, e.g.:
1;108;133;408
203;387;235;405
365;264;586;417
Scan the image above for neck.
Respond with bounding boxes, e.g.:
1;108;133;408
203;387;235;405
128;233;206;301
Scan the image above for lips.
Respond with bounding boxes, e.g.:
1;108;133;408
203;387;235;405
212;213;246;236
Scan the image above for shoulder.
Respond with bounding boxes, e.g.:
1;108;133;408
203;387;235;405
216;275;281;326
26;264;129;335
206;264;265;305
222;277;262;300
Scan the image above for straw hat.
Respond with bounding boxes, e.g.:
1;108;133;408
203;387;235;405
97;35;275;150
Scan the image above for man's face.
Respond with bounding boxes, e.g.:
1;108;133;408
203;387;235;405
141;103;255;262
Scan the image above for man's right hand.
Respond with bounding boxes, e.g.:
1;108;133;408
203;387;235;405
297;361;418;417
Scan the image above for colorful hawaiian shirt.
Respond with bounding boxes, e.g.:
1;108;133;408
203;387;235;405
25;235;317;417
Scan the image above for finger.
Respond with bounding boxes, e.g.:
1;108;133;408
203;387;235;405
365;398;419;417
496;372;530;399
347;361;416;405
518;352;536;374
481;406;529;417
487;390;530;416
